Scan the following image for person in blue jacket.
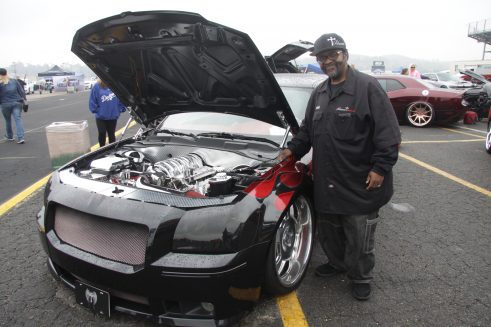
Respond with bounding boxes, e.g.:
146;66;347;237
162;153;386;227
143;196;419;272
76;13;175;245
89;79;126;147
0;68;26;144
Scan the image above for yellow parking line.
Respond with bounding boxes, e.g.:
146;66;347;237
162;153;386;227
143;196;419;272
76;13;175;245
440;127;485;138
277;291;309;327
0;122;137;218
0;173;52;217
400;152;491;197
402;139;484;144
0;156;38;160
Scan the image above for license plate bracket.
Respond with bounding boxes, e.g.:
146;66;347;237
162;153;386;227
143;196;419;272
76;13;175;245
75;280;111;317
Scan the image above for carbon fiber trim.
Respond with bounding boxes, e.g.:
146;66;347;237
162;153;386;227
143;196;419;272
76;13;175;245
54;206;148;266
124;189;236;207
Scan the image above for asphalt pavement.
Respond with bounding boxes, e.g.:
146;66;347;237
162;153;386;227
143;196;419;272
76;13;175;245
0;90;134;204
0;95;489;326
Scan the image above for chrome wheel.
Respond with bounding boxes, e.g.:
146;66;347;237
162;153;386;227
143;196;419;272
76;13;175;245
406;102;434;127
272;195;313;288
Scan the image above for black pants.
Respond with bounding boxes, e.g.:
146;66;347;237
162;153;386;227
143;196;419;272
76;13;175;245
317;211;379;283
95;119;117;147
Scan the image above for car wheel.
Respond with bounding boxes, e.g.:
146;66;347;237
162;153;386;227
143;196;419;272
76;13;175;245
406;102;434;127
264;194;314;295
486;121;491;154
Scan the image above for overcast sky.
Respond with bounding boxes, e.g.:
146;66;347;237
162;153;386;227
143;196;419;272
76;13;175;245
1;0;490;67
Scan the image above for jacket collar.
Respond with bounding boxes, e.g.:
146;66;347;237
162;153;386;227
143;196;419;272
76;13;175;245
319;65;356;96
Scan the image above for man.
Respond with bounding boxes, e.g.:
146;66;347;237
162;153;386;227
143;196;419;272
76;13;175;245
277;33;401;300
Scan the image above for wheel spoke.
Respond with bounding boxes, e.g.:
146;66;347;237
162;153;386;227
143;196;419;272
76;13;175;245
276;258;287;275
408;103;433;127
272;195;314;288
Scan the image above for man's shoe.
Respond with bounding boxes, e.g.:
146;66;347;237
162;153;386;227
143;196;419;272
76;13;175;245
315;263;342;277
352;283;371;301
17;139;25;144
4;135;14;141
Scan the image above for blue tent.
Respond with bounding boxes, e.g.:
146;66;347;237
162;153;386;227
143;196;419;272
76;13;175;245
305;63;322;74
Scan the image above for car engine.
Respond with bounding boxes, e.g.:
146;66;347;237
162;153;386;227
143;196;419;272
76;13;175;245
75;147;271;197
463;83;491;118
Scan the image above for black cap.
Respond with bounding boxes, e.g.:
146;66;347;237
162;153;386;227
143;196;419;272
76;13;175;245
0;68;6;76
310;33;347;56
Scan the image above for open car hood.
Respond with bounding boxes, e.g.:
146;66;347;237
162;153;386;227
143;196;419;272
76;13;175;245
265;40;313;73
460;70;490;84
71;11;299;132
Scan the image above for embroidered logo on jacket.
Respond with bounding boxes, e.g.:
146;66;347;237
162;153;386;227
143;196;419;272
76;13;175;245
335;106;356;118
101;93;116;103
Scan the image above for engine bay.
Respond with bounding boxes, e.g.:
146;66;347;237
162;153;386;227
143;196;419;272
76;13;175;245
73;145;275;197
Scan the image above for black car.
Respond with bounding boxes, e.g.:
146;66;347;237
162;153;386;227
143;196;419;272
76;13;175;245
461;70;491;119
37;11;322;326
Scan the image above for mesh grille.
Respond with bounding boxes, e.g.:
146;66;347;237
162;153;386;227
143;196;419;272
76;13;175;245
54;206;148;266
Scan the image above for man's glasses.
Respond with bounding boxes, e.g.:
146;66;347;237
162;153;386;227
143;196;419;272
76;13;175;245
410;66;416;69
316;50;343;63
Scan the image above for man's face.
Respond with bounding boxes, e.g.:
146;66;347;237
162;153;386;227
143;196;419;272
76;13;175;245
316;50;347;79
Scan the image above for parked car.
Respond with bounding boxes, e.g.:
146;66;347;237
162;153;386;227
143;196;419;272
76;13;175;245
66;79;80;93
461;70;491;120
375;75;467;127
422;71;473;89
84;77;97;89
38;11;322;325
23;81;36;94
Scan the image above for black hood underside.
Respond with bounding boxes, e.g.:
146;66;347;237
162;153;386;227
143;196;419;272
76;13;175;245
71;11;298;132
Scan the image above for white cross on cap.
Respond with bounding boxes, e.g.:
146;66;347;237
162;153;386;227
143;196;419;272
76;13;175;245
326;37;337;46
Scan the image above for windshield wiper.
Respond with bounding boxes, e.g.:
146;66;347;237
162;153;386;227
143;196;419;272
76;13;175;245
197;132;279;147
158;129;196;138
197;132;237;139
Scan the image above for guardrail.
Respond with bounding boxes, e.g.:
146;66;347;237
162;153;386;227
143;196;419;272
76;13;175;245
468;18;491;36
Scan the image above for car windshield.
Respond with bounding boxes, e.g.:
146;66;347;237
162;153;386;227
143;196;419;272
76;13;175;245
158;85;312;142
436;72;461;82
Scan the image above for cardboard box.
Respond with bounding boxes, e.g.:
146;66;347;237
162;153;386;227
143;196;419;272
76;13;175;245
46;121;91;167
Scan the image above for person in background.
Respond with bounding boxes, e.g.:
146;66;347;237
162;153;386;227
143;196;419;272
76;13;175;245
401;68;409;75
277;33;401;301
89;79;126;147
408;64;421;78
0;68;26;144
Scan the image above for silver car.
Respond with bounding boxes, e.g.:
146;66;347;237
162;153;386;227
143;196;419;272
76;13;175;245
422;72;473;89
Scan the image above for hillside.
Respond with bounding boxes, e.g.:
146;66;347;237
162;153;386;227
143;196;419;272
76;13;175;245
5;53;451;82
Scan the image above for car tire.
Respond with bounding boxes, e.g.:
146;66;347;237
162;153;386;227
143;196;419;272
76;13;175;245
264;194;314;295
406;102;434;127
486;121;491;154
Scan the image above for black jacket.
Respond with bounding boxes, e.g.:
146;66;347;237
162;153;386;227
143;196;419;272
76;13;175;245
288;67;401;214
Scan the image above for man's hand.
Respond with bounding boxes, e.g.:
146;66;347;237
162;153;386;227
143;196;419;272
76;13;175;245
277;148;293;162
366;171;384;190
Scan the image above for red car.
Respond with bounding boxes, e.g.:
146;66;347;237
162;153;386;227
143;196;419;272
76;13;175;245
375;75;467;127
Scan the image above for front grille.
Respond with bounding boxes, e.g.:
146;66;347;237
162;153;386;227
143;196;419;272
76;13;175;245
54;205;148;265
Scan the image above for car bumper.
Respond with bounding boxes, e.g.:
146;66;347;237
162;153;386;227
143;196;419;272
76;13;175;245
41;228;267;325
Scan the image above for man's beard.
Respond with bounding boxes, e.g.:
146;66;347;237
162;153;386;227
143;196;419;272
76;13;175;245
321;61;344;80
